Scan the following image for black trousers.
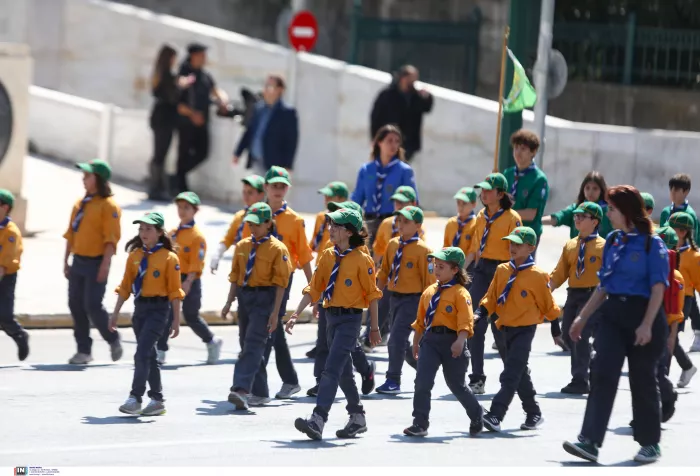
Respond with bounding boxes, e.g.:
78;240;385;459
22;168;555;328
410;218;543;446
151;125;174;168
580;295;666;447
176;124;210;193
0;273;23;338
561;288;599;385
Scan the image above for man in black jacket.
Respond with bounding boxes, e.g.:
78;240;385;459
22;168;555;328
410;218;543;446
370;65;433;162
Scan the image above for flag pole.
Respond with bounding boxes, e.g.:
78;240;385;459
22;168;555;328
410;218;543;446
493;26;510;173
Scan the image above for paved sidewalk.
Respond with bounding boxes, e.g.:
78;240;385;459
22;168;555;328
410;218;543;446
15;156;572;327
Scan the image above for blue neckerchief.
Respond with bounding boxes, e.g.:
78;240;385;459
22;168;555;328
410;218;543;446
600;230;639;278
243;234;271;286
510;163;536;196
132;243;164;298
576;233;599;279
172;220;195;239
372;157;400;213
234;207;250;244
453;212;475;247
71;194;94;232
391;216;399;237
479;208;506;254
323;245;355;302
424;279;457;331
311;217;327;251
389;233;420;286
0;216;10;229
270;202;288;239
497;256;535;305
672;200;689;214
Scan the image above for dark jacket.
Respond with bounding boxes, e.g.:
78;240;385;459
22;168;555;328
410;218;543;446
234;100;299;171
370;82;433;153
150;72;179;130
178;61;216;125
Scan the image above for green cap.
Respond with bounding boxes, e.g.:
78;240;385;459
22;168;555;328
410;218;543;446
133;211;165;228
0;189;15;207
242;174;265;192
573;201;603;221
243;202;272;225
318;181;350;199
453;186;477;203
174;191;201;206
669;211;695;231
502;226;538;246
76;159;112;181
641;192;655;210
474;173;508;191
265;166;291;186
429;246;466;269
390;185;417;203
656;226;679;249
328;201;362;214
325;208;363;231
394;205;424;224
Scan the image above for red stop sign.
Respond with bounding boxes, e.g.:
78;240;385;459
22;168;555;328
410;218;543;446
288;11;318;52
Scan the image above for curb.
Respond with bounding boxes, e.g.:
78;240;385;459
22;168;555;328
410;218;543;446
16;309;316;330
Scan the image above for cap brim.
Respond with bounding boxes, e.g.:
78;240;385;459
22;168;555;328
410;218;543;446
175;197;199;206
453;193;475;202
241;177;263;191
502;235;525;244
327;202;343;212
474;181;493;190
393;209;416;222
318;187;334;197
133;218;159;226
243;215;263;225
428;251;448;261
390;193;411;203
267;177;291;186
76;163;94;174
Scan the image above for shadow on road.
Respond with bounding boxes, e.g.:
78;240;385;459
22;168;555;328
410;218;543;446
161;359;237;371
438;393;497;402
388;432;467;445
263;439;356;450
541;392;587;400
25;363;113;372
81;415;155;425
196;399;257;416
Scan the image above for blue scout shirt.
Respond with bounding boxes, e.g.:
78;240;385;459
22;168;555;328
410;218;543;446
351;159;417;215
551;201;613;239
503;164;549;237
598;231;669;298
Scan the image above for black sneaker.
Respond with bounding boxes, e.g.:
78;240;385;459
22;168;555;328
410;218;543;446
482;412;501;432
305;347;318;359
469;417;483;436
561;381;590;395
14;330;29;361
403;424;428;437
336;413;367;438
361;361;376;395
661;391;678;423
295;414;324;441
563;438;599;463
306;384;319;397
521;413;544;430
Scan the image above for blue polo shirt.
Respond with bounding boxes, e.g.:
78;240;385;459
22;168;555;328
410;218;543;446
598;231;669;297
351;159;417;215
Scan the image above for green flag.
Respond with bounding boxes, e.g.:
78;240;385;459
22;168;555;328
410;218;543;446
502;48;537;113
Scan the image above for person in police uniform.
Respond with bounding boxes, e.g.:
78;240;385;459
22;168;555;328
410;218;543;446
174;43;229;194
563;185;669;464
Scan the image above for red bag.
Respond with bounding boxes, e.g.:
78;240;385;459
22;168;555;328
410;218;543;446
664;250;682;315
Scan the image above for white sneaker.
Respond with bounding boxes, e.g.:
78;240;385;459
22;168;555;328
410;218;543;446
141;399;166;416
156;350;167;365
119;395;142;415
248;395;272;407
469;381;485;395
275;383;301;399
690;331;700;352
68;353;93;365
678;366;697;388
206;337;223;364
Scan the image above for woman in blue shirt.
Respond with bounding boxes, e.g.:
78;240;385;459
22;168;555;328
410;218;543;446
351;124;418;246
563;185;669;465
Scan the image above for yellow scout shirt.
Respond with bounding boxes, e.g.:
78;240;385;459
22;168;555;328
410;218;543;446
310;211;331;265
0;220;22;274
170;224;207;277
64;196;121;257
443;216;477;257
480;264;561;329
469;209;522;261
378;237;436;293
412;283;475;337
678;248;700;296
273;205;314;269
373;215;425;259
116;248;185;301
667;269;685;326
221;209;251;249
304;247;382;309
229;236;292;288
550;235;605;289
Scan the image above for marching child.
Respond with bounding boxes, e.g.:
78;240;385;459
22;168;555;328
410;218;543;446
478;227;561;432
223;203;292;410
549;202;605;394
307;181;350;359
209;175;266;273
444;187;478;270
376;205;436;394
157;192;222;365
465;172;522;395
261;166;313;399
111;212;184;416
286;208;382;440
642;193;655;217
64;159;123;365
503;129;549;259
668;212;700;380
403;247;483;437
0;190;29;361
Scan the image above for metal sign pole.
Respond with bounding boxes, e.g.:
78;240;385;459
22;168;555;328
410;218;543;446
532;0;555;171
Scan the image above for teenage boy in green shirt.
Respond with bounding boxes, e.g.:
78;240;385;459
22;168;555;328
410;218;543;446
503;129;549;259
660;173;700;240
